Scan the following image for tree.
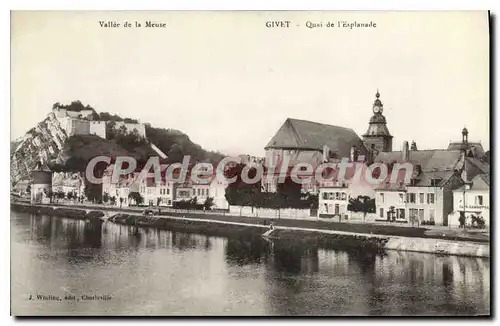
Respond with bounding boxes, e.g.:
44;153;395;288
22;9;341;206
103;192;110;204
167;144;185;163
56;191;65;199
347;195;376;223
84;184;101;203
276;176;302;205
203;197;215;210
67;192;74;200
224;163;262;206
471;215;486;229
128;192;144;206
110;196;117;205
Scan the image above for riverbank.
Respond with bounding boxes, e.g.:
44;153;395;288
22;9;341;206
109;213;388;253
10;203;105;221
11;202;490;258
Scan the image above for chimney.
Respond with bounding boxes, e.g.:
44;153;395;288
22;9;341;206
413;164;422;178
402;141;409;161
322;145;330;162
350;145;358;162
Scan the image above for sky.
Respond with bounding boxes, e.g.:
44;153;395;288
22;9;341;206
11;11;490;156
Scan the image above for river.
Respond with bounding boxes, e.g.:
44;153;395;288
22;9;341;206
10;211;490;316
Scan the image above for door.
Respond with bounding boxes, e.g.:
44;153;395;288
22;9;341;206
334;204;340;216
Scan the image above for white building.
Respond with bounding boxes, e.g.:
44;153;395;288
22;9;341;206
113;121;147;138
318;186;349;220
450;174;490;227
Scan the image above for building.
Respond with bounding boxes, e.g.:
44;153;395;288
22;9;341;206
13;179;30;196
113;121;147;138
263;117;368;192
374;140;464;226
450;173;490;227
30;162;52;204
362;90;393;152
373;128;488;226
318;186;349;220
52;172;85;198
138;172;175;207
317;158;371;220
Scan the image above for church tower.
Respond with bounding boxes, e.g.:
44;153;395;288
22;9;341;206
362;90;393;152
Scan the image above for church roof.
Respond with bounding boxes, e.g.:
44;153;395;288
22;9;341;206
265;118;366;157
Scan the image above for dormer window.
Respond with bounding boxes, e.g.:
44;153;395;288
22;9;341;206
430;178;443;187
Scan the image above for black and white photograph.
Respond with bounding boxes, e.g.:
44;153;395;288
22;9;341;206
9;10;490;316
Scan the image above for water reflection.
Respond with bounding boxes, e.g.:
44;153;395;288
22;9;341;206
11;211;490;316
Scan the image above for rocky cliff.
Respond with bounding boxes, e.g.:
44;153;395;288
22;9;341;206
11;101;225;185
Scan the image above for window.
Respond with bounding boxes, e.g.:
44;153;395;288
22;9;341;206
380;193;385;203
167;188;170;195
431;179;443;187
335;192;340;200
427;193;435;204
327;192;334;200
322;192;328;200
476;195;483;206
192;189;196;196
380;208;384;218
419;193;424;204
341;192;347;200
429;209;435;222
399;193;405;204
407;193;416;204
397;208;405;219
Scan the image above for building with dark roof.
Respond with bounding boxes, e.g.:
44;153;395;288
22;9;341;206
264;117;367;192
372;129;490;226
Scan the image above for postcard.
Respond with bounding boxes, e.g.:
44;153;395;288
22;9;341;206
10;11;490;316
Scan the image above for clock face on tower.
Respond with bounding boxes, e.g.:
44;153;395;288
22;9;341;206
373;106;380;113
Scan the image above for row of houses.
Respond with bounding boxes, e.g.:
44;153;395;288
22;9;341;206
317;142;490;227
20;91;489;228
101;164;230;210
264;91;490;227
